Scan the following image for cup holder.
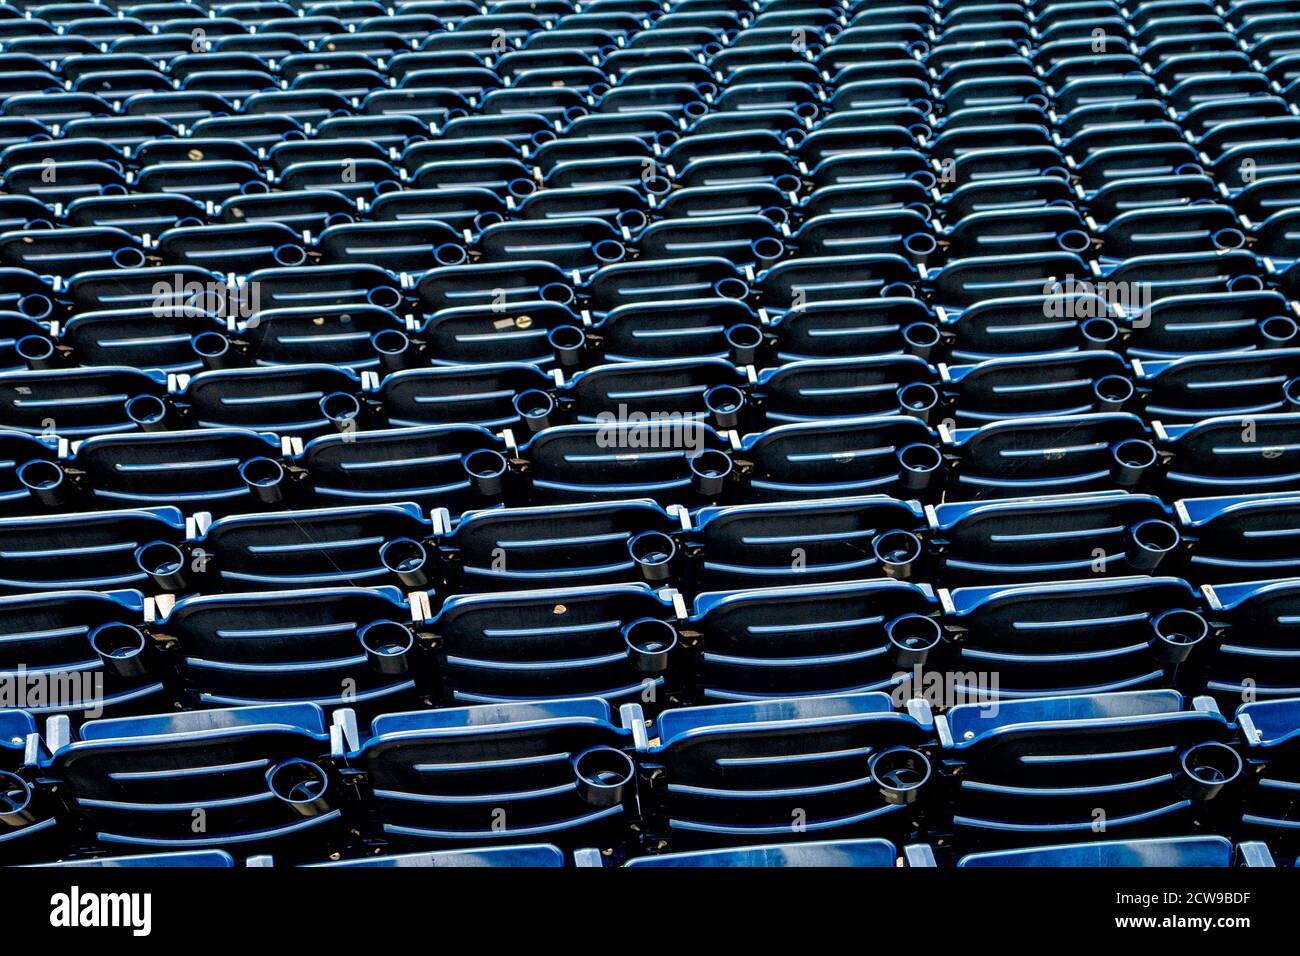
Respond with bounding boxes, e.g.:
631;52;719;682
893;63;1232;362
18;459;68;508
463;449;508;497
1112;438;1157;487
704;384;745;429
627;530;676;582
135;540;188;592
622;617;678;673
241;456;286;505
379;537;430;588
689;449;733;497
192;331;232;370
89;622;151;679
887;614;942;668
1080;317;1119;350
1177;742;1242;802
358;619;415;676
126;393;168;432
513;389;555;432
897;443;942;492
725;323;763;365
1150;608;1208;664
371;329;413;372
319;391;361;431
15;334;57;370
548;324;586;368
267;759;332;817
902;322;940;360
897;382;939;423
1093;374;1134;412
872;529;922;580
572;746;635;808
1126;518;1179;571
869;746;931;805
0;771;35;828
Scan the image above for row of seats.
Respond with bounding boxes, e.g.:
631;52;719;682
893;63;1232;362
6;349;1300;439
1;689;1297;865
1;571;1296;716
3;410;1298;516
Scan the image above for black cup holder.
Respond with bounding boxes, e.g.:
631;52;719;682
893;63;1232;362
872;529;922;580
725;323;763;365
15;334;57;370
897;382;939;423
1080;317;1119;349
1177;742;1243;802
1150;608;1208;664
17;459;68;508
627;529;676;582
897;443;942;492
379;537;430;588
89;622;151;679
689;449;732;497
192;331;232;370
241;456;286;505
1112;438;1157;488
869;746;931;805
887;614;942;668
1093;374;1134;412
358;619;415;676
572;745;635;808
548;324;586;368
267;758;332;817
513;389;555;433
125;393;168;432
902;322;940;360
134;540;188;592
372;329;413;372
704;384;745;429
319;391;361;431
622;617;678;673
0;771;35;828
463;449;508;497
1126;518;1179;571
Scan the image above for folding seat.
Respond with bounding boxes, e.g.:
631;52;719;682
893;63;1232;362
62;428;289;516
0;505;185;593
750;355;939;425
175;364;366;437
66;193;208;241
428;582;681;706
0;69;61;99
585;258;747;318
339;696;638;846
477;218;627;274
411;156;533;198
1127;291;1297;359
520;420;735;507
192;114;309;155
0;267;55;322
0;312;52;373
561;359;751;431
0;366;170;438
415;300;580;369
416;260;574;315
636;691;935;847
32;848;244;867
278;158;403;204
4;37;101;61
0;225;147;280
942;574;1210;698
1134;349;1300;422
1;160;127;207
246;264;404;315
939;690;1241;847
791;208;933;262
517;185;650;231
956;836;1274;867
0;588;169;717
439;498;677;593
932;253;1092;311
309;844;570;867
623;838;933;867
683;578;940;701
757;254;921;309
189;502;433;592
1087;173;1220;227
376;362;554;431
46;702;344;859
217;190;358;239
945;412;1160;501
1157;413;1300;496
135;160;265;207
1235;697;1300;850
156;586;423;712
1176;492;1300;582
736;415;942;502
942;207;1092;260
243;91;355;130
0;709;57;861
942;348;1133;427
